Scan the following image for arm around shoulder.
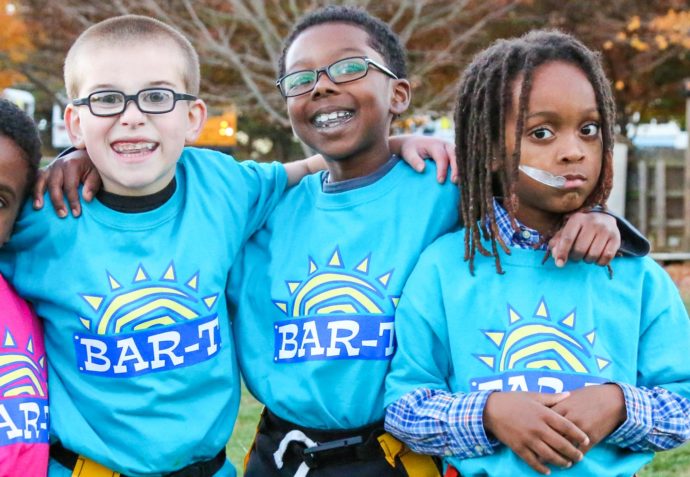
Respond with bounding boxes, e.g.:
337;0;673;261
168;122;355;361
284;154;326;186
593;206;650;257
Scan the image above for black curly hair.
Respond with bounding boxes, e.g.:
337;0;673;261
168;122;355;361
454;30;615;274
277;5;407;79
0;98;42;196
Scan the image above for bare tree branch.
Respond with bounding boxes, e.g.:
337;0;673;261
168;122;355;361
15;0;536;141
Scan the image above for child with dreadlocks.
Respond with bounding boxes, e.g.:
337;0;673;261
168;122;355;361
384;30;690;477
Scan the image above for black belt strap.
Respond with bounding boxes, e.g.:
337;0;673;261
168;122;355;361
259;409;385;469
50;442;226;477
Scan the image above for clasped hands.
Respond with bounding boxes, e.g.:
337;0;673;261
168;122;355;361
483;384;626;475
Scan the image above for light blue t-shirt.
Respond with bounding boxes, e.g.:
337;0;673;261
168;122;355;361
385;230;690;477
0;147;286;477
230;157;459;429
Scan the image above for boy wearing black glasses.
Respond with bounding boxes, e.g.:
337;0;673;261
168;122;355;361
232;10;450;477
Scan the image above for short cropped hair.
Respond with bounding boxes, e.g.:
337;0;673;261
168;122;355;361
278;6;407;79
0;99;42;195
64;15;200;98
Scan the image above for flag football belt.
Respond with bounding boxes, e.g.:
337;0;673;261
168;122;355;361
49;442;226;477
260;409;383;469
261;409;441;476
377;432;442;477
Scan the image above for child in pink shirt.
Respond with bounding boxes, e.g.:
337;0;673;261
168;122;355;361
0;98;48;477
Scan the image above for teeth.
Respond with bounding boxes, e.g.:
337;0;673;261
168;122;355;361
314;111;353;125
113;142;157;153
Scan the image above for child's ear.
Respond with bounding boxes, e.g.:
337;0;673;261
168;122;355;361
184;99;208;144
64;104;86;149
390;79;411;116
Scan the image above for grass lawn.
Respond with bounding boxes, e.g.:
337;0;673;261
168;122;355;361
640;443;690;476
226;388;690;476
226;386;263;472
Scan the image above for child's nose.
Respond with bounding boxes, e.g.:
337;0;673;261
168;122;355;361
559;134;586;162
311;71;339;98
119;100;146;125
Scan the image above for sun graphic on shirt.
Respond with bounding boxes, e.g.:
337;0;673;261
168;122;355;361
0;329;47;398
78;262;219;335
273;248;399;317
474;297;610;375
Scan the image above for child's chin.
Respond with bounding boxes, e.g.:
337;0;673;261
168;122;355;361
558;198;587;213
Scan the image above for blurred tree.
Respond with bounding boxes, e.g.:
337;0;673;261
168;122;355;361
18;0;520;158
24;0;520;122
602;7;690;127
13;0;689;159
0;0;33;89
504;0;690;128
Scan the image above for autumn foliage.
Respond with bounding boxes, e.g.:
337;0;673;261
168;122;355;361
2;0;689;159
0;0;33;90
601;7;690;124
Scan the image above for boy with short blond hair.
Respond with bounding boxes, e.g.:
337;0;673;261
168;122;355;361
0;14;300;477
63;14;201;99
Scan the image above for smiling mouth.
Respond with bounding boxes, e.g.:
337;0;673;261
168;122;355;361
312;110;354;129
111;142;158;155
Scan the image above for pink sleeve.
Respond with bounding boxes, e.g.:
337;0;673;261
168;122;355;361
0;275;49;477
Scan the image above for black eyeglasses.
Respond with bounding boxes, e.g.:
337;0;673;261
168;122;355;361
72;88;197;117
276;56;398;98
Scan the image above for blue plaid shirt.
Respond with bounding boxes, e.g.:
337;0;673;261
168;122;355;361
494;198;547;250
385;201;690;458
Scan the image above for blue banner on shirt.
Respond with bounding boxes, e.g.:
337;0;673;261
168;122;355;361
274;314;395;363
74;314;221;377
470;370;608;393
0;397;49;445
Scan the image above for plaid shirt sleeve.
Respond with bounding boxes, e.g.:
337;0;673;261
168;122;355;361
384;387;500;458
606;383;690;451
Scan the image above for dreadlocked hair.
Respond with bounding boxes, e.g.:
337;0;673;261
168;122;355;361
454;29;615;275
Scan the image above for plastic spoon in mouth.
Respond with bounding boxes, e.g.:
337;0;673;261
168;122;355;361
519;165;566;189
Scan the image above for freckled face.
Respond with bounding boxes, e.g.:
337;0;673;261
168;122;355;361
0;135;30;245
505;61;603;232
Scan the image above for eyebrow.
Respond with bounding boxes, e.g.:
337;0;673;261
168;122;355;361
526;108;600;121
0;183;17;200
86;81;178;92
